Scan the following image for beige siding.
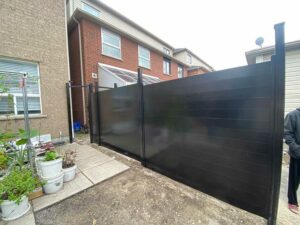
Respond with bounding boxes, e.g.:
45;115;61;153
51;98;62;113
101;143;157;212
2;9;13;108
0;0;70;139
256;49;300;115
174;51;211;70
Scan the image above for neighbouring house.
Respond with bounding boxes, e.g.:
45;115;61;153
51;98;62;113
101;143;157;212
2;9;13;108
245;40;300;116
0;0;71;141
66;0;214;126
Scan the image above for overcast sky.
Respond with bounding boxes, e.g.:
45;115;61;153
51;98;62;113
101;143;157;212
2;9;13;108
100;0;300;70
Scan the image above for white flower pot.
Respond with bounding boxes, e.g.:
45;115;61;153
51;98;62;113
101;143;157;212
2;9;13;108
0;196;30;221
63;165;77;182
39;158;62;178
42;172;64;194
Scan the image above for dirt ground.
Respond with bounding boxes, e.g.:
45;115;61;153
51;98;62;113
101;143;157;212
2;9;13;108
35;143;269;225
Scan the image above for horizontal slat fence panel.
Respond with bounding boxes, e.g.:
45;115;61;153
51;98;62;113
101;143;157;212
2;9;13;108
143;62;274;218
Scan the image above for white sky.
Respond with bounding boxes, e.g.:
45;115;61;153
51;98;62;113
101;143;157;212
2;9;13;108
100;0;300;70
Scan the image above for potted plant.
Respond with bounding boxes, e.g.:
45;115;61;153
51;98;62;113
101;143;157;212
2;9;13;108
0;168;36;221
62;149;77;182
38;150;62;178
38;151;64;194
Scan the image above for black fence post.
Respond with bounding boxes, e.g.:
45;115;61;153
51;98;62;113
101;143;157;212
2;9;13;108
114;83;118;88
96;83;102;146
268;22;285;225
88;83;94;144
137;68;145;165
66;82;73;143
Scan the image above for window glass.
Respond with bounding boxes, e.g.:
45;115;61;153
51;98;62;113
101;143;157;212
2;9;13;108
82;2;100;17
163;58;170;75
0;58;41;115
102;29;121;59
138;46;150;69
178;65;183;78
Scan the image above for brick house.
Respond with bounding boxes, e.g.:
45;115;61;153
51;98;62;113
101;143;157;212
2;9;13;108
0;0;70;141
67;0;214;125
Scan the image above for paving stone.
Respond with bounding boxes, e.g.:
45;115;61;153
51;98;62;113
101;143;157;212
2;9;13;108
76;153;113;171
83;160;129;185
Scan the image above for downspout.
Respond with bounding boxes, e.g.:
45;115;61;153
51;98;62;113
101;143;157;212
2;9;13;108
73;16;87;125
64;0;74;142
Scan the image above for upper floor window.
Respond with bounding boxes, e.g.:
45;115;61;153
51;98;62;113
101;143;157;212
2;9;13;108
163;58;171;75
178;65;183;78
187;54;192;64
138;45;151;69
82;2;100;17
101;28;121;59
0;58;41;116
163;47;170;55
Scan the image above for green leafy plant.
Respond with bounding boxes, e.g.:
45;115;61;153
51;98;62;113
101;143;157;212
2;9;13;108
0;168;36;204
0;151;8;170
44;151;58;161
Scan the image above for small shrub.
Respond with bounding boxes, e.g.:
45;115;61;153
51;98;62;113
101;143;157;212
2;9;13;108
0;151;8;170
44;151;58;161
63;149;76;168
0;168;36;204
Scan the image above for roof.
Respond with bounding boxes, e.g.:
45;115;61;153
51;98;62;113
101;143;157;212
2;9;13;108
100;64;160;85
245;39;300;64
173;48;214;71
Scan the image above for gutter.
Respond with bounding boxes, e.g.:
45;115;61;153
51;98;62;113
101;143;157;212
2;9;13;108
64;0;74;141
73;16;87;125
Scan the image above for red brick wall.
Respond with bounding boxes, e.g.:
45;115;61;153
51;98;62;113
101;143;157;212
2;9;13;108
69;25;84;124
69;19;189;125
187;68;208;76
79;19;186;84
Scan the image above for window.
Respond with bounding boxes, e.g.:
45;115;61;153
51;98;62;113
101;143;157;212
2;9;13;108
163;58;171;75
163;47;170;55
178;65;183;78
0;58;41;116
138;45;151;69
187;54;192;64
101;28;121;59
82;2;100;17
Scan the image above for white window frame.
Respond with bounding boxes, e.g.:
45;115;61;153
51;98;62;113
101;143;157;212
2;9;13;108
187;54;192;64
138;45;151;69
101;28;122;60
163;47;170;55
81;1;100;17
178;65;183;78
163;58;171;75
0;58;42;116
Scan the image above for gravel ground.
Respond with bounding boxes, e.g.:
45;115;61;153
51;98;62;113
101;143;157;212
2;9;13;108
35;144;267;225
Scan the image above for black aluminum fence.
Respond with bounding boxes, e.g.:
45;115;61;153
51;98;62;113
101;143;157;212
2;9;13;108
87;23;285;225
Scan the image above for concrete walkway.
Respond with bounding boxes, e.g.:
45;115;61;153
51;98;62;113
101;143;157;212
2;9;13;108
0;143;129;225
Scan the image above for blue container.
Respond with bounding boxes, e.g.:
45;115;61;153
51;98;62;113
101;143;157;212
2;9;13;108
73;121;82;132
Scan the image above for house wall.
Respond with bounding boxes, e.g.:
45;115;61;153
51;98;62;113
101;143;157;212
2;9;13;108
255;49;300;115
187;68;207;76
0;0;70;139
174;51;211;71
77;19;186;85
67;0;174;56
